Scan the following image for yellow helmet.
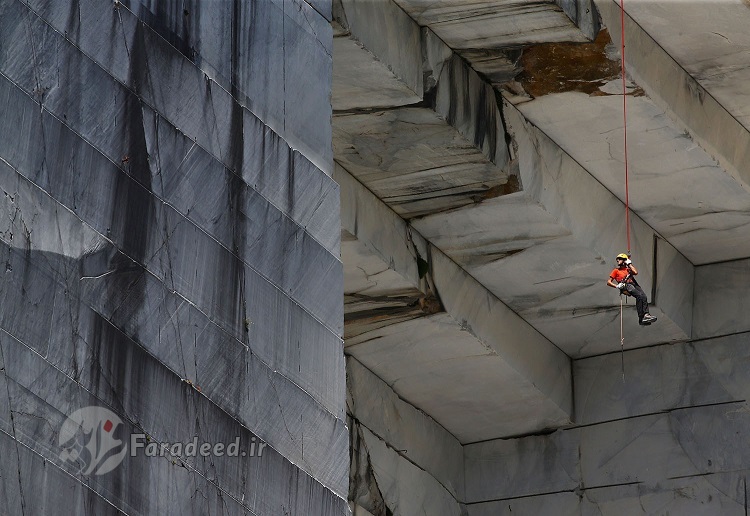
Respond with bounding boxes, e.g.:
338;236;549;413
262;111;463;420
616;253;629;260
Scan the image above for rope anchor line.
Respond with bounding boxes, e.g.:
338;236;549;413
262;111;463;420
619;0;631;380
620;0;631;257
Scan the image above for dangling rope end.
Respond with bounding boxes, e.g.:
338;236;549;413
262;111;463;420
620;294;626;382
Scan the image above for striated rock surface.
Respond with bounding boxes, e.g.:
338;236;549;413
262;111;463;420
0;0;346;514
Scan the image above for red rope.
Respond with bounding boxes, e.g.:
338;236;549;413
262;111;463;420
620;0;631;255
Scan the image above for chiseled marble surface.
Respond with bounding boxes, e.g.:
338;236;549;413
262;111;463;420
355;424;464;515
517;92;750;265
333;21;512;219
468;473;747;515
411;192;571;267
467;334;750;513
342;231;430;339
0;329;347;515
578;402;750;486
0;0;340;249
466;401;750;511
347;313;570;442
306;0;332;21
595;0;750;229
332;0;422;110
575;333;750;425
334;107;509;219
467;492;580;516
393;0;589;47
0;140;348;502
693;259;750;339
0;83;344;381
332;34;422;110
339;164;572;441
347;357;465;500
0;0;347;512
621;0;750;131
335;0;750;512
415;99;693;357
464;427;581;502
579;472;747;516
0;1;344;330
15;0;333;174
392;0;596;90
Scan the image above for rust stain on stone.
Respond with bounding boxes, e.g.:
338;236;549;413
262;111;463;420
471;174;521;203
518;29;624;98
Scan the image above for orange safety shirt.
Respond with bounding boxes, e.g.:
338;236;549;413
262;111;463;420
610;267;633;283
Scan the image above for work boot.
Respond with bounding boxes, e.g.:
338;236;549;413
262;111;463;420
641;314;658;324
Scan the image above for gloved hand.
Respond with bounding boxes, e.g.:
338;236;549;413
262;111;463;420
616;282;625;289
625;259;632;265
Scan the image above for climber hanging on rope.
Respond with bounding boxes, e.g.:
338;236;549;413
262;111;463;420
607;254;657;326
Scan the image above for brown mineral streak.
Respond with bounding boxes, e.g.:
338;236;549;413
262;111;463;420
518;29;623;98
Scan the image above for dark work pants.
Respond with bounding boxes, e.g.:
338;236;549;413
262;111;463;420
624;283;649;319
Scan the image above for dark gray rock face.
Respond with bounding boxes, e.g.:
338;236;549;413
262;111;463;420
0;0;346;514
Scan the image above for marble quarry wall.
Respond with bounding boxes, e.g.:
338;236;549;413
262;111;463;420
349;273;750;515
4;0;750;514
465;311;750;515
0;0;347;514
337;0;750;515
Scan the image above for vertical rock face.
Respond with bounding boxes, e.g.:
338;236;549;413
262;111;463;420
335;0;750;514
0;0;347;514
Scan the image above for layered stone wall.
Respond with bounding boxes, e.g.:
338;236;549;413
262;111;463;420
465;328;750;514
348;357;466;515
0;0;347;514
336;0;750;514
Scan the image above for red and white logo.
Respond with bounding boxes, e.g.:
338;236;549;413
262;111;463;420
59;406;127;475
